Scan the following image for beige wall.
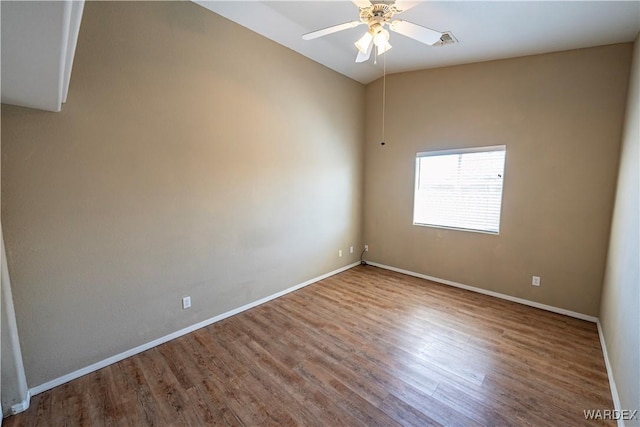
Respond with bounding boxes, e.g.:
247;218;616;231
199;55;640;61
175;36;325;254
1;2;364;387
363;44;632;316
1;0;636;400
600;33;639;420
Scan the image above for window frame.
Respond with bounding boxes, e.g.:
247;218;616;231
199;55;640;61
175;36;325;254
413;145;506;235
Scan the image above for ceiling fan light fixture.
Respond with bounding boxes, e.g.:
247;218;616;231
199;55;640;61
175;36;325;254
354;31;373;53
373;28;391;54
302;0;444;64
376;39;392;55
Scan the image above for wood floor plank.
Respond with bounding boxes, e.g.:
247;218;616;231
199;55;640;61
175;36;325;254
110;357;164;426
4;266;615;426
190;328;281;426
160;337;239;426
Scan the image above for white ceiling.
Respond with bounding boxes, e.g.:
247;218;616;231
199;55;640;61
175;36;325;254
1;1;638;112
195;1;640;84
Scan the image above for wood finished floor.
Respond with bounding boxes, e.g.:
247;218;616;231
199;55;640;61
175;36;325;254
5;266;614;426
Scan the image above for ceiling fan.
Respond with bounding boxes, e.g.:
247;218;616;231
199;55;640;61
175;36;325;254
302;0;443;63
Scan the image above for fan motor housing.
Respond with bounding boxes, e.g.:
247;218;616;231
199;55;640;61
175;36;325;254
359;2;400;27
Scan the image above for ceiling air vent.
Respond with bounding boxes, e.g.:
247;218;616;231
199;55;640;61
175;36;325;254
435;31;458;46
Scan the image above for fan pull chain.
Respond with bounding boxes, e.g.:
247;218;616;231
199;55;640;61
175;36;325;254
381;53;386;146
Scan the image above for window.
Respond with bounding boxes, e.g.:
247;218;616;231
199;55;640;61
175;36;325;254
413;145;506;234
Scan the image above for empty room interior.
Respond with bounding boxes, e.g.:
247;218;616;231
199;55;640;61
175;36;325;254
1;1;639;426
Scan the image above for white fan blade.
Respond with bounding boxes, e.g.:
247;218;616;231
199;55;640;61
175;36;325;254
393;1;421;12
302;21;363;40
352;0;372;8
389;20;442;45
355;39;373;62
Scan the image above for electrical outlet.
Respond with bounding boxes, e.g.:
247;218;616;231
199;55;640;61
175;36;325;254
338;249;342;257
182;296;192;309
350;246;354;254
364;245;369;252
532;276;541;286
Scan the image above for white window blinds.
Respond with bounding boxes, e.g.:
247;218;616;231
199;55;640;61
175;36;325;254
413;146;506;234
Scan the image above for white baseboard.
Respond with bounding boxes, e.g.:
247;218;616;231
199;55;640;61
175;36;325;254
366;262;598;323
7;390;30;416
366;263;629;420
596;320;625;427
25;260;621;426
29;262;360;397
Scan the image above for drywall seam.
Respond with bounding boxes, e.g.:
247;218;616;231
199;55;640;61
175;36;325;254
27;261;360;398
366;262;598;322
597;319;625;427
